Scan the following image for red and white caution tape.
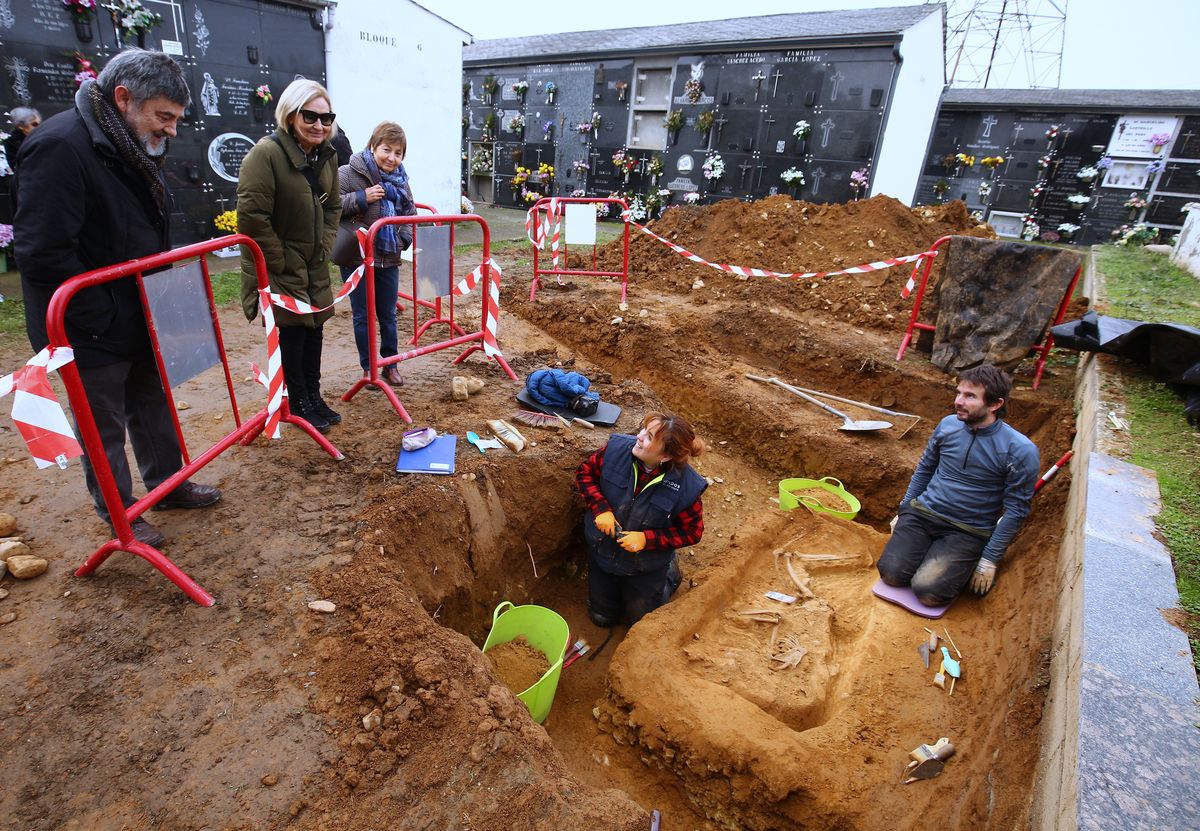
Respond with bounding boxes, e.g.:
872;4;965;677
525;200;562;272
452;257;503;297
623;212;934;287
0;347;83;469
900;251;939;299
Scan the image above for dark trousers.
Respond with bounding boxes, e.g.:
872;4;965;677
587;548;681;626
278;323;324;403
877;508;987;606
342;265;399;373
75;356;183;522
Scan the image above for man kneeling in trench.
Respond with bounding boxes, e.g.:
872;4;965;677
878;365;1039;605
576;412;708;627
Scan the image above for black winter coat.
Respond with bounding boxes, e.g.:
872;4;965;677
14;81;169;368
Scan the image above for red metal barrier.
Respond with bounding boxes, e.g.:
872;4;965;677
528;197;630;303
895;235;1081;389
47;234;343;606
340;214;516;421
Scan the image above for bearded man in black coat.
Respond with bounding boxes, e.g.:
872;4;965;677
15;49;221;547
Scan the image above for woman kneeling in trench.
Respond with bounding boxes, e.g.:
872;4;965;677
576;412;707;627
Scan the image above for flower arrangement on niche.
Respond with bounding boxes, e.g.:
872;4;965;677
1066;194;1091;206
1076;166;1099;182
576;120;594;135
511;166;532;190
507;113;525;133
0;223;14;254
1123;194;1147;211
255;84;272;104
684;78;703;104
570;159;589;176
683;192;701;204
793;120;812;140
1029;183;1046;198
73;51;98;87
980;156;1005;170
627;196;647;221
1037;154;1053;169
570;188;587;197
781;167;805;186
612;148;637;179
1057;222;1080;237
646;156;664;179
1146;159;1165;174
978;180;992;200
1111;223;1159;246
512;80;529;95
1045;124;1060;140
481;75;498;97
849;167;869;197
955;152;976;168
614;80;628;102
664;110;684;134
933;179;950;200
542;120;554;141
695;110;714;135
1148;132;1171;152
103;0;161;39
1096;156;1113;170
482;112;497;140
544;82;557;104
213;210;237;234
63;0;97;22
469;146;492;174
701;152;724;181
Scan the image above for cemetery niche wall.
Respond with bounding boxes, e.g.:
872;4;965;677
461;6;942;213
0;0;330;243
922;89;1200;246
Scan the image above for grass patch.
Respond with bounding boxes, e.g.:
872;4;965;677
1095;245;1200;327
0;293;27;337
1096;244;1200;669
210;268;242;305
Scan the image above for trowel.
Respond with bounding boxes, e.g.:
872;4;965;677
917;628;938;668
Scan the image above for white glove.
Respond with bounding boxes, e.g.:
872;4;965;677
969;559;998;595
889;515;899;532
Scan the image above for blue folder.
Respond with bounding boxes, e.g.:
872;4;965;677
395;434;457;475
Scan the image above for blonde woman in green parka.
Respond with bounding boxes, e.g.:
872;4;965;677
237;78;342;433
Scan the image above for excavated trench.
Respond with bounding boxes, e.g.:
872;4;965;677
303;197;1078;829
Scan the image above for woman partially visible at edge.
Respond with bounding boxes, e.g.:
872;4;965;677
576;411;708;628
237;79;342;433
333;120;415;387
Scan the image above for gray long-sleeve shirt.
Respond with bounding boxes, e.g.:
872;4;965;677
900;414;1039;563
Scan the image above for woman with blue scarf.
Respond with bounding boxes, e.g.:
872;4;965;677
333;121;416;386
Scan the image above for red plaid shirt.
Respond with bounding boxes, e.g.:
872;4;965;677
576;445;704;551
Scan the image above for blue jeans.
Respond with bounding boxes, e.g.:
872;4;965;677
877;506;987;606
341;264;399;373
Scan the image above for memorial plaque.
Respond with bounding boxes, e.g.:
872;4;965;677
1005;149;1045;182
770;61;825;109
990;180;1030;212
756;155;802;197
718;151;758;196
1147;195;1190;227
713;106;760;153
494;141;522;175
182;0;264;67
803;160;865;204
819;60;891;112
808;111;882;162
670;55;719;108
1157;162;1200;196
709;53;768;109
1107;114;1180;158
1175;117;1200;159
595;60;634;107
960;113;1015;157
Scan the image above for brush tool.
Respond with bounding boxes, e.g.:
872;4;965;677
512;409;562;429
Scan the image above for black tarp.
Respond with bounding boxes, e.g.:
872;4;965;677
1051;310;1200;425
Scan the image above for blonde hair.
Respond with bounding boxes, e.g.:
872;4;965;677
275;78;335;135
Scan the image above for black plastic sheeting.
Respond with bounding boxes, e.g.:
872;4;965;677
1051;310;1200;425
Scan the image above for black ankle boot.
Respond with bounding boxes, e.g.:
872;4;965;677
292;397;331;434
310;393;341;425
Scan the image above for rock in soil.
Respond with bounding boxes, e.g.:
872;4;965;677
0;540;30;561
6;555;47;579
0;612;16;625
0;512;16;536
308;600;336;613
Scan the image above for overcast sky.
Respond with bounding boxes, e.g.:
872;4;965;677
416;0;1196;90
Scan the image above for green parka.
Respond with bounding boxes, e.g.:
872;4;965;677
237;127;341;328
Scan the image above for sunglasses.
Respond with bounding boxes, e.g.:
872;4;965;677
298;108;336;126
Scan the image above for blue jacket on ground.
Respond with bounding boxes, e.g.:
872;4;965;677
526;368;599;409
900;414;1039;564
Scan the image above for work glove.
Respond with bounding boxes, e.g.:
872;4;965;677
617;530;647;553
594;511;617;537
969;559;998;596
889;515;899;533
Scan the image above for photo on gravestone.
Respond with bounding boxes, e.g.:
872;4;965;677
1102;160;1151;190
986;211;1025;239
414;225;452;302
141;260;223;389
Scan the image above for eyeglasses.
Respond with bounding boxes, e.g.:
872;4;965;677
298;108;336;126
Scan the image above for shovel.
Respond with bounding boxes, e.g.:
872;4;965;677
746;375;893;432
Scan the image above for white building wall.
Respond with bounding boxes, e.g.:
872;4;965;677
325;0;468;216
871;8;944;204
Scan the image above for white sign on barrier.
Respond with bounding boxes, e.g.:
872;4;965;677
564;203;596;246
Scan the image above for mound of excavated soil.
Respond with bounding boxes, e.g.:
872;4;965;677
581;196;993;332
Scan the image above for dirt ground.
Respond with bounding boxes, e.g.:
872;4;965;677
0;196;1078;830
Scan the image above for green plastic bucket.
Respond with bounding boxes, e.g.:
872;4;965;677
481;601;569;723
778;476;861;520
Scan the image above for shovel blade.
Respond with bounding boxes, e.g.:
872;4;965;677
839;419;893;432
